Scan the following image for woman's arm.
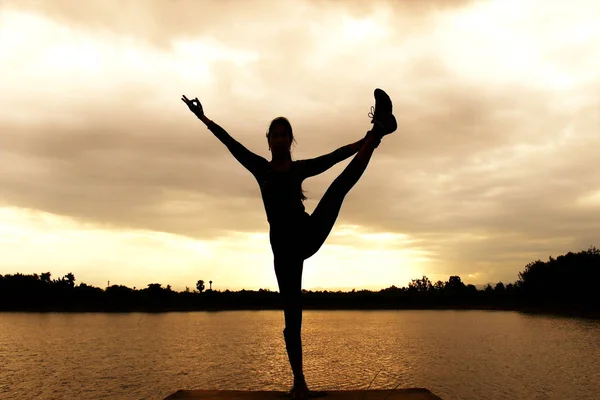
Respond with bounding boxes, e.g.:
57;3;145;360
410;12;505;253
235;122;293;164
296;137;366;179
203;116;267;176
182;95;267;176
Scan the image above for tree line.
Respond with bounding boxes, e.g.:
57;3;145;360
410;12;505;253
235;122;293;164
1;247;598;317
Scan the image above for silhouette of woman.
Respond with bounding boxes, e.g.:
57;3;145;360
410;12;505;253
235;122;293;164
181;89;397;399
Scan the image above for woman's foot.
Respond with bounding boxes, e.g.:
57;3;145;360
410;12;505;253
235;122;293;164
289;381;310;399
288;380;327;399
368;88;397;136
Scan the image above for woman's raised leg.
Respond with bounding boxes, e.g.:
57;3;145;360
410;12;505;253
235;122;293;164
302;130;381;260
302;88;397;260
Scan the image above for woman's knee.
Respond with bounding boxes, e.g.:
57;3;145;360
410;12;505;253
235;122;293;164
283;326;301;341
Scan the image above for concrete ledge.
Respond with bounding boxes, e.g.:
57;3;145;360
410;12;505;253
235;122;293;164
164;389;443;399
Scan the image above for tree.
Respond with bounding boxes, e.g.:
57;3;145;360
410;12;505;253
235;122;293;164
40;272;51;284
147;283;162;291
516;246;600;308
64;273;75;288
494;282;505;292
196;280;205;293
409;276;432;292
445;276;466;292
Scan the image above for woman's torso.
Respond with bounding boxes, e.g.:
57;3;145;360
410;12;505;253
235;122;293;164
258;162;308;226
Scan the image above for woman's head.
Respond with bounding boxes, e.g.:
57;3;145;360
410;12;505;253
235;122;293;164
266;117;296;153
265;116;307;200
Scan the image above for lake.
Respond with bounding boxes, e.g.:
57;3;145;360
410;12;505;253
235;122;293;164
1;310;598;399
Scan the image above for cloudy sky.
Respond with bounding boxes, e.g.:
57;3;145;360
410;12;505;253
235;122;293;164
1;0;598;292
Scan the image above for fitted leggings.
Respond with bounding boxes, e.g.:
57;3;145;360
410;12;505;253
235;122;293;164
270;131;380;384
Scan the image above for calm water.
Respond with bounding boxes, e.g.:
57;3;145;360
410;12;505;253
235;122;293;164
1;310;599;400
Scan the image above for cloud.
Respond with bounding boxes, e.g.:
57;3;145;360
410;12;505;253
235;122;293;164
6;0;475;48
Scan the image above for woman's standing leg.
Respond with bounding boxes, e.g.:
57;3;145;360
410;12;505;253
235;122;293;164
274;255;307;392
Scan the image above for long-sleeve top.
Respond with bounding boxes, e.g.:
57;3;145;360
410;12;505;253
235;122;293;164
207;121;359;227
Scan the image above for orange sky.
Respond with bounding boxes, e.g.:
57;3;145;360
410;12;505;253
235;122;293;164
1;0;599;292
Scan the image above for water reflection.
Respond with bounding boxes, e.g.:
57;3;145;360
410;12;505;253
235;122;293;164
0;310;598;400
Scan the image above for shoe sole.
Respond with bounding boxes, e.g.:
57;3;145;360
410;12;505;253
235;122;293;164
374;88;393;113
373;88;397;134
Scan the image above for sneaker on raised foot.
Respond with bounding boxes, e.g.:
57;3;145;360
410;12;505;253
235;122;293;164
368;88;397;136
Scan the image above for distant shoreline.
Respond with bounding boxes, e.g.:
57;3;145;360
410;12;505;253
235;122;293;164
2;305;597;320
3;247;598;321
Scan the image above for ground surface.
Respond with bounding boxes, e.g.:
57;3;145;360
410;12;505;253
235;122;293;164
164;389;443;400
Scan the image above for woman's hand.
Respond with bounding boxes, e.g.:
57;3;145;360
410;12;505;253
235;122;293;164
181;95;204;117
